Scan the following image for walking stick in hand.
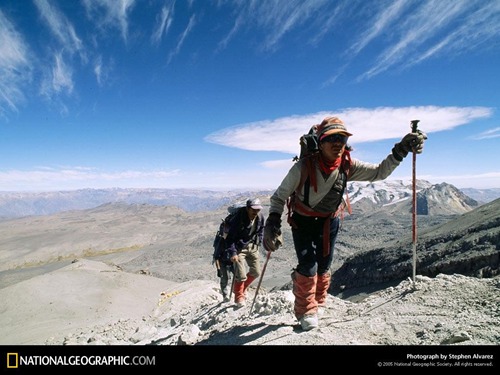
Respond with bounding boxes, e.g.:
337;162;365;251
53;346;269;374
249;247;271;315
411;119;420;285
229;264;236;301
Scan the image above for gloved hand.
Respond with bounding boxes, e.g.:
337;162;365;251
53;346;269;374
392;130;427;161
263;213;283;251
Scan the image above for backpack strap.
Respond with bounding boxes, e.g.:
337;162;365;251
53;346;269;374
296;153;319;206
339;150;352;216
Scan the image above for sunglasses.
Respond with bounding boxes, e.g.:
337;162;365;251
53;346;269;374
321;133;349;144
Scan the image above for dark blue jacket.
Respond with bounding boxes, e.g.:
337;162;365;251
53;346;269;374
225;207;264;258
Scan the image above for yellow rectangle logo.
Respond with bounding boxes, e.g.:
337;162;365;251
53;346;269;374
7;353;19;369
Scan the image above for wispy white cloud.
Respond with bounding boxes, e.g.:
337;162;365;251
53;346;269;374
404;1;500;69
0;10;31;116
0;167;181;191
321;63;348;88
167;14;196;64
52;53;73;94
82;0;136;42
307;0;346;47
346;0;409;57
33;0;88;107
40;52;73;98
356;0;500;81
151;3;175;45
93;56;103;86
205;106;493;155
34;0;85;59
216;14;243;52
215;0;499;82
217;0;332;52
93;55;113;87
256;0;324;52
471;127;500;140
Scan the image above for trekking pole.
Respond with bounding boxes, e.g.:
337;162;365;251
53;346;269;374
249;248;271;315
411;119;420;285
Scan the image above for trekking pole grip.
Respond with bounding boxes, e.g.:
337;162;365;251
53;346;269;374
411;119;419;133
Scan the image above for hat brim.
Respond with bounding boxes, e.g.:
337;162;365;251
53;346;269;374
321;128;353;137
250;205;263;210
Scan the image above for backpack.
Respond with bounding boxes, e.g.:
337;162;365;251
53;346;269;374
212;205;243;265
293;125;320;162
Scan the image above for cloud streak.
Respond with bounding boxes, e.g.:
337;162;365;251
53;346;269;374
34;0;84;58
213;1;499;82
346;0;409;57
151;3;175;45
205;106;493;155
0;167;181;191
356;0;500;81
217;0;333;52
82;0;136;42
167;15;196;64
471;127;500;140
0;10;31;115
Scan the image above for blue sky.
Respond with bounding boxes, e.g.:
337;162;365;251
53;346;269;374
1;0;499;192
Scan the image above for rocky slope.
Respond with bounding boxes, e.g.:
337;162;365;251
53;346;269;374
331;198;500;293
1;258;499;348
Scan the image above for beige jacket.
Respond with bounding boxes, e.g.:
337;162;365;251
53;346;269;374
269;152;402;216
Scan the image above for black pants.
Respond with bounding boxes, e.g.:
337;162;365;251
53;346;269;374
291;213;340;277
218;263;233;297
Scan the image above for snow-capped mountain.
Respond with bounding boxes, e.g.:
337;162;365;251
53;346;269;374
347;180;479;215
346;179;432;206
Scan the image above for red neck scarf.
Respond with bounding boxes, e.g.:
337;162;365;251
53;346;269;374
319;155;341;175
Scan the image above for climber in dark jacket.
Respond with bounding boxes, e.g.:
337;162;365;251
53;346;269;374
225;198;265;307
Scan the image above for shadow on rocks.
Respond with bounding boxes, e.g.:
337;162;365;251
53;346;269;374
195;322;294;345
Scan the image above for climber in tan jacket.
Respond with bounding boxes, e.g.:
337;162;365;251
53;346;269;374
263;116;427;331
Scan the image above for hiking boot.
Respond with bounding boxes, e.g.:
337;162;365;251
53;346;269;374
317;304;326;317
299;314;318;331
235;298;246;308
243;274;256;290
315;272;331;306
222;294;230;302
233;281;245;303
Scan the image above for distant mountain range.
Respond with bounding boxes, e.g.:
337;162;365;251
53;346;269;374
0;181;498;220
0;188;265;219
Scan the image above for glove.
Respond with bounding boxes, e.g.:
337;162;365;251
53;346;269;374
263;213;283;251
392;130;427;161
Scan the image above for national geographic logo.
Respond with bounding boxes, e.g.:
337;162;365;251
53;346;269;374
4;352;155;367
6;353;18;368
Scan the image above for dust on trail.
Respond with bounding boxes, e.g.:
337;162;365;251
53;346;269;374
38;270;500;347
